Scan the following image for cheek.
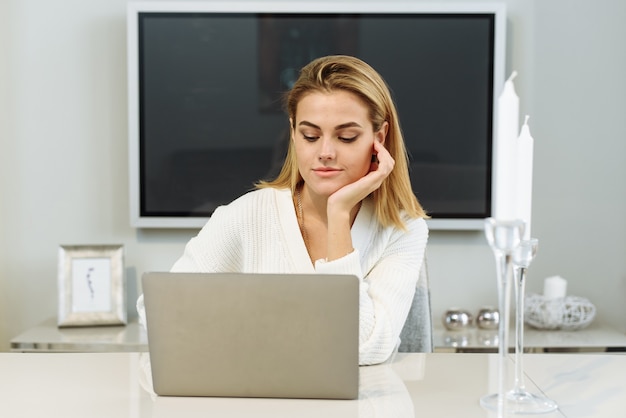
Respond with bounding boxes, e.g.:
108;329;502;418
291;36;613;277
294;142;314;164
349;148;374;177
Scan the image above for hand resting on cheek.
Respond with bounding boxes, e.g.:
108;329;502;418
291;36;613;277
327;139;394;213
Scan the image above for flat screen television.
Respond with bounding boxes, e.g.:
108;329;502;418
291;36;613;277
127;1;506;229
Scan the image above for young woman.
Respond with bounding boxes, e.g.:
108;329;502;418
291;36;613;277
142;55;429;365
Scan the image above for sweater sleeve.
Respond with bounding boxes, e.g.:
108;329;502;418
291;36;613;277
315;217;428;365
358;218;428;365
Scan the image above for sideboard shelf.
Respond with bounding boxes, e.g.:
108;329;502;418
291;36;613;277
433;321;626;353
11;317;626;354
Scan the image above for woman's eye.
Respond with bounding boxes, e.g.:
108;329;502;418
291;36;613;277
338;135;358;143
302;134;318;141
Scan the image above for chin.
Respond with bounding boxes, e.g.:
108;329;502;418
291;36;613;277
306;182;344;198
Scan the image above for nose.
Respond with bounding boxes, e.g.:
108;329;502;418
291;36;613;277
318;137;335;161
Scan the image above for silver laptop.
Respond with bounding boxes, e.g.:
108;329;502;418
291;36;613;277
141;272;359;400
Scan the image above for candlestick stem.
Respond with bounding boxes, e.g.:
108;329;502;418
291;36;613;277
513;265;527;392
480;218;523;416
484;237;559;414
504;238;559;414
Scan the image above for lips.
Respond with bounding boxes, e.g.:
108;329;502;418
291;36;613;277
312;167;342;177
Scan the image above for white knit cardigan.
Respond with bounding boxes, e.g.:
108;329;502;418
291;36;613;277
148;187;428;365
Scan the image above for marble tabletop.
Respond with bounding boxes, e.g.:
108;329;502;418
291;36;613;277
1;351;625;417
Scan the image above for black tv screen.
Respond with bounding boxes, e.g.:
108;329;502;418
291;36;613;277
127;2;506;229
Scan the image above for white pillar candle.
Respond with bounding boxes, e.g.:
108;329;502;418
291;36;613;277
493;71;519;220
543;276;567;300
515;116;534;239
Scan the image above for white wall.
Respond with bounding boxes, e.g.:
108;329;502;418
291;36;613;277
0;0;11;349
1;0;625;351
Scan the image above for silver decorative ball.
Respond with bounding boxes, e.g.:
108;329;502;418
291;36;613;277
476;306;500;330
442;308;473;330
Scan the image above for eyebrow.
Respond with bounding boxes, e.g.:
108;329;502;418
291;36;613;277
298;121;363;130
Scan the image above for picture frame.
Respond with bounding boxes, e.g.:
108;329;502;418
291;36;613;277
57;244;126;327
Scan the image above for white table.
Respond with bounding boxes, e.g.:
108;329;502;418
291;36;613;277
1;351;625;417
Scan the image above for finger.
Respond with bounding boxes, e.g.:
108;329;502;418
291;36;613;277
373;140;392;161
373;147;394;175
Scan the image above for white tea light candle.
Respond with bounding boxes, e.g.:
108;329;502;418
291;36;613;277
543;276;567;300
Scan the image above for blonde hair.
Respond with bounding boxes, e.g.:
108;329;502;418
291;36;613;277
257;55;428;228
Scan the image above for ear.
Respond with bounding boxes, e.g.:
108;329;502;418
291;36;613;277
376;121;389;145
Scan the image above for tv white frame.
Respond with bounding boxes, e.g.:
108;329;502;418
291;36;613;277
127;1;507;230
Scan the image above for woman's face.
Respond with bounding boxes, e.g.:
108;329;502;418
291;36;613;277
292;90;385;198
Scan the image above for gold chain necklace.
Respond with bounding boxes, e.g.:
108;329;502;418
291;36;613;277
295;187;310;251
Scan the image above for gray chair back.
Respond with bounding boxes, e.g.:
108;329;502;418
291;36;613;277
398;258;433;352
